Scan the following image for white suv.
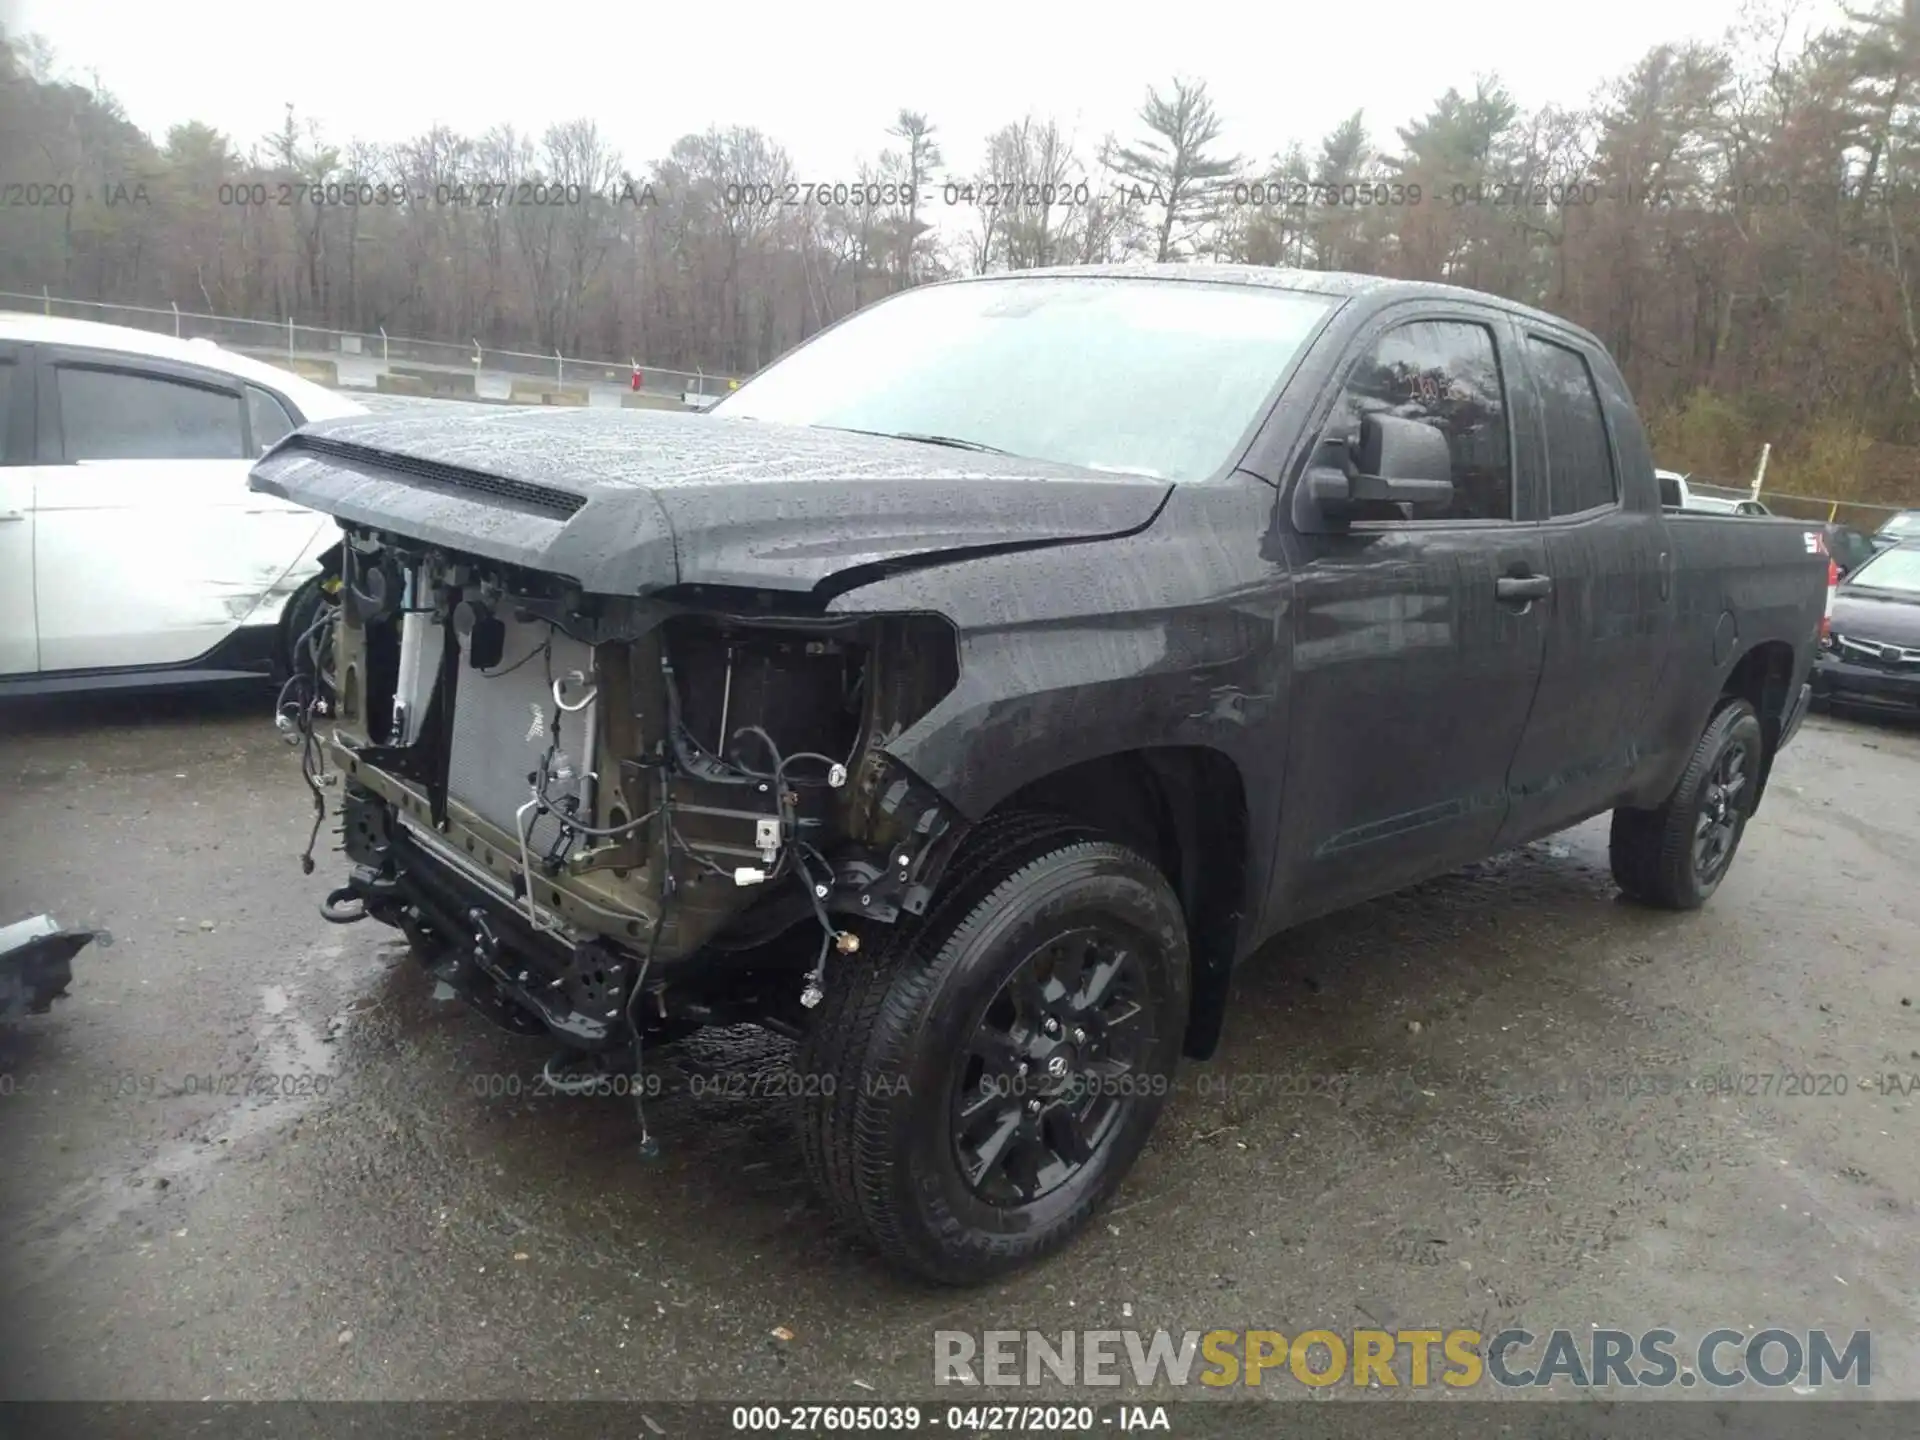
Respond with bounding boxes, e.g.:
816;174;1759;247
0;313;364;694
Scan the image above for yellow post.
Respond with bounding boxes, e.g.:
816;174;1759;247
1829;501;1838;522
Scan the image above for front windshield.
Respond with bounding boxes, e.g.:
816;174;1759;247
1847;546;1920;593
711;276;1336;483
1880;512;1920;537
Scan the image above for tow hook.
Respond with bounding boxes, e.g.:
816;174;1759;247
319;886;367;924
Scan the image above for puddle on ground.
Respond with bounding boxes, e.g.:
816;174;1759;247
5;943;357;1280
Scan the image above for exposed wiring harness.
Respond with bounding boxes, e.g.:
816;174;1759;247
278;597;340;876
365;612;864;1138
523;654;844;896
512;636;662;934
656;656;857;1004
492;624;662;1155
791;841;845;1007
520;639;659;846
622;861;667;1159
478;629;552;679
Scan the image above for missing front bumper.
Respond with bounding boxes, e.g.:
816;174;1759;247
331;734;661;942
338;784;653;1049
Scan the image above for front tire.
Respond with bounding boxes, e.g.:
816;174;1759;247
796;813;1189;1284
1609;698;1764;910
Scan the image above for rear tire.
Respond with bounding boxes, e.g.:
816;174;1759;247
795;812;1188;1284
1609;698;1764;910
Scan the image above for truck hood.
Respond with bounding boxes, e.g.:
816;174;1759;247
248;407;1173;598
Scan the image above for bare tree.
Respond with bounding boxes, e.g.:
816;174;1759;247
968;116;1085;272
265;104;342;316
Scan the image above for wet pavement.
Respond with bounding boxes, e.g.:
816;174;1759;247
1;689;1917;1402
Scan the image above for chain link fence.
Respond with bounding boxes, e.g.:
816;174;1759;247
1683;479;1906;532
0;288;744;409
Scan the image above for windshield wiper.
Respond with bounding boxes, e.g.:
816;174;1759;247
890;431;1010;454
828;426;1012;456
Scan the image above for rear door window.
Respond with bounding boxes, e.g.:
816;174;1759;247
1528;337;1618;517
53;365;246;462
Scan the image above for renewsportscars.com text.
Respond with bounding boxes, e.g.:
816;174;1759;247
933;1327;1871;1390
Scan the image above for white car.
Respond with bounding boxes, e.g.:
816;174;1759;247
1684;494;1772;516
1655;468;1770;515
0;313;363;694
1654;468;1692;507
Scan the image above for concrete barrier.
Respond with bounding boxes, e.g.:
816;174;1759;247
508;380;589;406
622;392;689;411
232;349;341;386
286;357;339;386
376;372;429;396
388;363;476;397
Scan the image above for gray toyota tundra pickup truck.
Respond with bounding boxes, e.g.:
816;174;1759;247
254;264;1831;1284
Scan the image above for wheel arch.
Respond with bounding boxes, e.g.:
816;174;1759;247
1717;639;1796;811
983;744;1252;1061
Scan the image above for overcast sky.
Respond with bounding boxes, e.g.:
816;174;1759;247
6;0;1851;181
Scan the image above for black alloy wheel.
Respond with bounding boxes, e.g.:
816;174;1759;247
952;924;1154;1206
794;812;1189;1283
1692;734;1751;884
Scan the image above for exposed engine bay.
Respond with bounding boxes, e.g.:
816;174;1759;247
285;527;967;1079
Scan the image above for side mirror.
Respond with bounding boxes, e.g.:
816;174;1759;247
1299;414;1454;528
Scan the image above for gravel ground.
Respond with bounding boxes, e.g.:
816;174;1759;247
1;690;1917;1408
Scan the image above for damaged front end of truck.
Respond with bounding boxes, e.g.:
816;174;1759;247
298;528;969;1064
248;385;1203;1275
251;320;1231;1281
244;407;1179;1109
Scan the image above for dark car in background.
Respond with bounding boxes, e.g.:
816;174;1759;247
1814;540;1920;718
